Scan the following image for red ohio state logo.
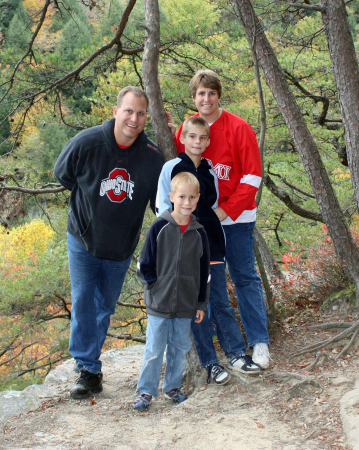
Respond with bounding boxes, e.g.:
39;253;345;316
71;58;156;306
99;168;135;203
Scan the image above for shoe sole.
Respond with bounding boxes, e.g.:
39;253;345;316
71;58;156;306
70;385;103;399
213;374;231;385
164;394;187;404
254;362;269;370
133;404;150;411
227;366;261;375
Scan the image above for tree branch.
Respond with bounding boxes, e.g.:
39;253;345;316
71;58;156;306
107;331;146;343
284;70;330;126
0;184;66;194
264;174;323;223
117;301;146;309
0;0;52;103
288;3;326;12
267;164;316;199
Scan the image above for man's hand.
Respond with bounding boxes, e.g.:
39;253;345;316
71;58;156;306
194;310;205;323
213;207;228;221
166;111;176;136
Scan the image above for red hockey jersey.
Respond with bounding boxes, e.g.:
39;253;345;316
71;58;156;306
174;109;262;224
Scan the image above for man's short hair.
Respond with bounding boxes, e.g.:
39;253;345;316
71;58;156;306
190;69;222;99
116;86;149;108
182;116;210;137
170;172;200;194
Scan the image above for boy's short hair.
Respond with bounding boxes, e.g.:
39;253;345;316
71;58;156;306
170;172;200;194
190;69;222;99
117;86;149;108
182;116;210;137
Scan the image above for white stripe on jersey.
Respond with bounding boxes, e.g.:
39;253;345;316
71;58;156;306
240;174;262;188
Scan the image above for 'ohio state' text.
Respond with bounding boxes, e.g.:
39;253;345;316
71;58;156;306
99;168;134;202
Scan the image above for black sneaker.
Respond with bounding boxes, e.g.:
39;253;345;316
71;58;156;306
69;368;103;399
207;364;230;385
228;354;261;375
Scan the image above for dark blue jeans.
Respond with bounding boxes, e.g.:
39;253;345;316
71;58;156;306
191;263;246;367
191;222;269;367
67;233;132;374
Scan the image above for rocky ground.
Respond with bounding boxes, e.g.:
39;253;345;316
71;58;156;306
1;309;359;450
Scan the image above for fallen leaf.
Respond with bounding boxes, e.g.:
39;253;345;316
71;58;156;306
318;436;325;440
256;422;265;428
90;399;97;406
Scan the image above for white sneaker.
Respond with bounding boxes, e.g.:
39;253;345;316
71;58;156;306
252;343;270;369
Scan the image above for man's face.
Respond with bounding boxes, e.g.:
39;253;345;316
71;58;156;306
113;92;148;145
193;85;220;119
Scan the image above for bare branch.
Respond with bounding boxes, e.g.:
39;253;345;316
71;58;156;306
107;331;145;343
284;70;330;126
263;174;323;223
117;301;146;309
0;342;38;367
3;0;140;106
54;294;72;319
267;164;316;199
0;0;52;103
288;3;325;12
16;356;65;377
0;184;66;194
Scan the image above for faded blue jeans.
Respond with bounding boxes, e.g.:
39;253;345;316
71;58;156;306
67;233;132;374
136;314;192;397
191;221;269;368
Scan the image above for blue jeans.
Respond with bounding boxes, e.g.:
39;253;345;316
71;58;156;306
191;263;247;367
136;315;192;397
191;222;269;367
67;233;132;374
224;221;269;348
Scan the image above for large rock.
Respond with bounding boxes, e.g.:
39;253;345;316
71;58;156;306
0;345;145;425
340;379;359;450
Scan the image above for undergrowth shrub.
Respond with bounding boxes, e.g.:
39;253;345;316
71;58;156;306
273;224;358;315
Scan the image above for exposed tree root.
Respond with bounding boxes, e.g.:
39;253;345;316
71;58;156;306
289;320;359;359
305;351;330;370
307;322;352;330
270;372;322;398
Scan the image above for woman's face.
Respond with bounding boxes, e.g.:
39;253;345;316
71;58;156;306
193;85;220;120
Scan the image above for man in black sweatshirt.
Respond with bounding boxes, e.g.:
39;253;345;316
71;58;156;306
54;86;164;399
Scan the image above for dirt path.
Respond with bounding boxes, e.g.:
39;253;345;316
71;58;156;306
1;314;358;450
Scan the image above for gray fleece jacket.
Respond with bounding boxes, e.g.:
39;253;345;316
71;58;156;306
137;210;210;319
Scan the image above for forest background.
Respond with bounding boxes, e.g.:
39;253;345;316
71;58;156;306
0;0;359;391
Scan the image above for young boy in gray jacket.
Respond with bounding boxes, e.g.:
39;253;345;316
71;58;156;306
134;172;210;410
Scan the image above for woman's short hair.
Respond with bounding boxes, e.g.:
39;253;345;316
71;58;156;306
189;69;222;99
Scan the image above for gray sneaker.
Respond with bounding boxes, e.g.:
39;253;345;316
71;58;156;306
228;355;261;375
207;364;230;385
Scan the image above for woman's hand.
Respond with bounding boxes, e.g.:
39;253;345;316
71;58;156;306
213;207;228;221
166;111;176;136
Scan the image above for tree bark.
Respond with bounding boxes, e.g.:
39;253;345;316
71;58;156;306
321;0;359;213
142;0;177;161
254;226;284;281
230;0;359;299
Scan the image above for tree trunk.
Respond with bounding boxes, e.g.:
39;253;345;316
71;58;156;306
254;226;284;281
230;0;359;300
321;0;359;214
142;0;177;162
